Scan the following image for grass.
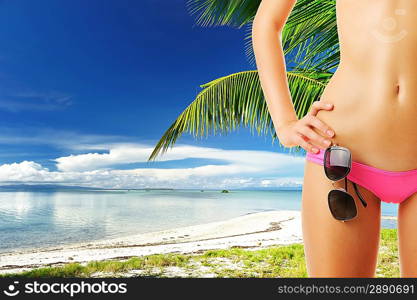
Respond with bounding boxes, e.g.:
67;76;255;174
377;229;399;277
1;229;399;278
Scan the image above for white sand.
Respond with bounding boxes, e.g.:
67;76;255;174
0;210;302;274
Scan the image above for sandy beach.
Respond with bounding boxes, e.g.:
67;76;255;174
0;210;303;275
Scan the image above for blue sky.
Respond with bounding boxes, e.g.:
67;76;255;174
0;0;306;189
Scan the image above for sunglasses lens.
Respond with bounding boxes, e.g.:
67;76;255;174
328;190;357;221
324;148;351;181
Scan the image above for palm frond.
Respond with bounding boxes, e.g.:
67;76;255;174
244;0;338;72
148;70;328;161
283;0;338;71
186;0;261;28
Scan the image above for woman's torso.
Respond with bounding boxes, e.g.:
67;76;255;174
315;0;417;170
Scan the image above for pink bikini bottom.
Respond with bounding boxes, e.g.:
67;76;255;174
306;148;417;204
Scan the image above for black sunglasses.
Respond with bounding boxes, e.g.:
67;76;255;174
323;145;367;221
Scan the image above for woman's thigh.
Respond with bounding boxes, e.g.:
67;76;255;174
398;193;417;277
302;160;381;277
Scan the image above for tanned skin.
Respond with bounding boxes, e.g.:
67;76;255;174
252;0;417;277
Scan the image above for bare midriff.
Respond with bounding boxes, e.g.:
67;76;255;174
315;0;417;171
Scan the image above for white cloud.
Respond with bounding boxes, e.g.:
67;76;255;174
0;144;306;189
55;144;305;173
55;144;152;172
0;161;51;181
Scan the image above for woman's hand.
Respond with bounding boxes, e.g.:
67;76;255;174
276;101;336;154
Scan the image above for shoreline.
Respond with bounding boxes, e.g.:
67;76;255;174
0;210;303;274
0;211;398;275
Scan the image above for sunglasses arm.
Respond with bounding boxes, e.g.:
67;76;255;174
351;181;368;208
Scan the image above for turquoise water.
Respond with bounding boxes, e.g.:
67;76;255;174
0;189;397;253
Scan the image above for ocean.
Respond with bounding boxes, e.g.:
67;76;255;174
0;189;398;253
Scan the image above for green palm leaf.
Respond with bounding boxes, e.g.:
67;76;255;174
283;0;338;71
186;0;261;28
247;0;338;72
148;71;327;161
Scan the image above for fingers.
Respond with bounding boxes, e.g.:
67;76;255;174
308;101;333;116
298;124;332;150
294;133;319;154
294;106;336;153
304;115;335;138
278;101;336;153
